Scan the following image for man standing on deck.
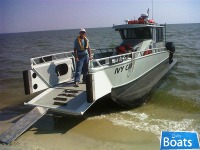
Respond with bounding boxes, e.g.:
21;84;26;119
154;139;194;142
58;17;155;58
74;28;92;87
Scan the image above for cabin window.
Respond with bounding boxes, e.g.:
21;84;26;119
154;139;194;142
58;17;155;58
120;27;152;39
156;28;164;42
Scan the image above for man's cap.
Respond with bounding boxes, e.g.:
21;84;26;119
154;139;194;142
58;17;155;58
80;28;86;33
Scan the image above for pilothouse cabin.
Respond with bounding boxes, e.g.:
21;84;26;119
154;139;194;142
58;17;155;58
113;23;166;52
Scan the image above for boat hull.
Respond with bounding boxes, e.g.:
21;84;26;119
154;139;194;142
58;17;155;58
111;59;177;107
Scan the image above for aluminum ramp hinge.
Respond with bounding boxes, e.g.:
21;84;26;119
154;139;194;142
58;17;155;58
0;106;49;144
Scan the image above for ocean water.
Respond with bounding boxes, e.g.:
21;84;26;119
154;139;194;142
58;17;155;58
0;24;200;147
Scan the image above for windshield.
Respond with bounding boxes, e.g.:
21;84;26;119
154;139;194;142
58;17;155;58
119;27;152;39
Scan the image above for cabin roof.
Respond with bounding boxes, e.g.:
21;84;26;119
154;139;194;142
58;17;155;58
113;24;165;30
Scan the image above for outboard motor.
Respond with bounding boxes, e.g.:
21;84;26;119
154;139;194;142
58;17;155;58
166;42;175;64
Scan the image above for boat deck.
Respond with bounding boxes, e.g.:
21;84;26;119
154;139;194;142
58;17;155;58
25;81;93;115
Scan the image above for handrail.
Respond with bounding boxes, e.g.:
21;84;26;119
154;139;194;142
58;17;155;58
30;47;166;67
90;47;167;68
30;51;73;66
31;51;72;61
30;48;115;66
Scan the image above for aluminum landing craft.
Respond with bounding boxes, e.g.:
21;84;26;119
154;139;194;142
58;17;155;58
22;12;177;112
0;11;178;144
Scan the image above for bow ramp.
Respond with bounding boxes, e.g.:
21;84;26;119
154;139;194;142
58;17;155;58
25;82;94;115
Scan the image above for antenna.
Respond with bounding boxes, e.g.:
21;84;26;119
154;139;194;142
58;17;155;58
152;0;154;19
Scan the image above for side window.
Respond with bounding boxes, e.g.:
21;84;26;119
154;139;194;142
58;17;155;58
156;28;164;42
119;27;152;39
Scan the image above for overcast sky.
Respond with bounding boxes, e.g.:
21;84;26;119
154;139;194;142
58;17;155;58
0;0;199;33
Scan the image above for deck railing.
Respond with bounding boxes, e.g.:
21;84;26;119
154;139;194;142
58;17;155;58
90;47;167;68
30;47;167;68
30;51;74;66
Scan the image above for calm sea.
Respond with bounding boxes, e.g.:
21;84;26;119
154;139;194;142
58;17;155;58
0;24;200;144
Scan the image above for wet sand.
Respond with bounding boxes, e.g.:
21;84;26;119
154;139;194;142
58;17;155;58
0;100;160;150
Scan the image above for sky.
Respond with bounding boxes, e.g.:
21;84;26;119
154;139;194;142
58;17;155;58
0;0;200;33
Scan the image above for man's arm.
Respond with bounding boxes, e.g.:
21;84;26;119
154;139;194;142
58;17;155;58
74;39;79;62
87;47;92;60
74;48;79;62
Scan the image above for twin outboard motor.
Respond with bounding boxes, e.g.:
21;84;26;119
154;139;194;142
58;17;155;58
166;42;175;64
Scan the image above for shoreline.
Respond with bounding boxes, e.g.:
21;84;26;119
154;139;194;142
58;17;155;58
0;103;160;150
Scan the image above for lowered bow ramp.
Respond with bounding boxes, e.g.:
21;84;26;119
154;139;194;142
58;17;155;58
25;83;94;115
